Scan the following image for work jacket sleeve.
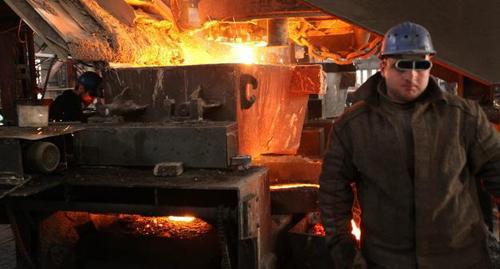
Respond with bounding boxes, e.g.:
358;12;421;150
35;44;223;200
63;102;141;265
319;126;357;267
49;96;64;121
469;104;500;197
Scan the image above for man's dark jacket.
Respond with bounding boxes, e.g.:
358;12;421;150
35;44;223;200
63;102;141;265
49;90;83;122
320;73;500;269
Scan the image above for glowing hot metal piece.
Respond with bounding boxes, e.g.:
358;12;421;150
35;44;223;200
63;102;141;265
269;183;319;190
167;216;195;222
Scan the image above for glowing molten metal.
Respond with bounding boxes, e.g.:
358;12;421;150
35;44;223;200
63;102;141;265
167;216;195;222
351;219;361;241
269;183;320;190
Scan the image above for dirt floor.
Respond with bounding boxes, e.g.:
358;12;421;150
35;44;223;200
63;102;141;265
1;223;498;269
0;225;16;269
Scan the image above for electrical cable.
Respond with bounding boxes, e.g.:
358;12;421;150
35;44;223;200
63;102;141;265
17;18;26;44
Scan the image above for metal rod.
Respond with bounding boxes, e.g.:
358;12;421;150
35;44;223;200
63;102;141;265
25;26;37;102
267;18;289;47
40;57;57;100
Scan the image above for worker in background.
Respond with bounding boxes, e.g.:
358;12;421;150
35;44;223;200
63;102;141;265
49;71;102;122
319;21;500;269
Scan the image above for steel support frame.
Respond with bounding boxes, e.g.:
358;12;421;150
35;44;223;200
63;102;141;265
4;167;270;269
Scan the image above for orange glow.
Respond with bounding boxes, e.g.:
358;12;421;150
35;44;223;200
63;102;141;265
167;216;195;222
312;223;326;236
351;219;361;241
311;221;360;240
79;1;292;66
269;183;319;190
130;215;211;238
229;42;267;64
111;13;268;66
88;214;212;239
71;2;377;66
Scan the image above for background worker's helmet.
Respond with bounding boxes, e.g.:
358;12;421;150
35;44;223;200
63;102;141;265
380;22;436;57
77;71;103;97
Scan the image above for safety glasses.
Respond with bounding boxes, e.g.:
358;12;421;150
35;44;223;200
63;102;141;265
393;59;433;71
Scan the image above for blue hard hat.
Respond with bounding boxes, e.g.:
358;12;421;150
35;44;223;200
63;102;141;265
77;71;102;97
380;22;436;57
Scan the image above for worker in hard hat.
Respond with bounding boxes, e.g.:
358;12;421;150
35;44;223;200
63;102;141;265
49;71;103;122
319;22;500;269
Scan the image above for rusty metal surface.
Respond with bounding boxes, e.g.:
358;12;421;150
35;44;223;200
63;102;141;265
6;167;266;199
197;0;322;22
305;0;500;84
271;186;318;214
254;155;322;185
0;125;85;140
297;127;325;157
74;121;238;169
103;64;321;157
236;64;312;156
5;166;267;196
304;119;335;147
103;65;239;122
71;166;265;190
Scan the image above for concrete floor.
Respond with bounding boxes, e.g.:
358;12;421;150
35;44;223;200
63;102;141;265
0;225;16;269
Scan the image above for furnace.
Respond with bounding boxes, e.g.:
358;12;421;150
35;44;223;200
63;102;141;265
7;166;270;269
1;1;498;269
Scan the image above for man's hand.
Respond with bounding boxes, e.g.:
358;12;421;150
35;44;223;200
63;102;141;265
330;236;357;269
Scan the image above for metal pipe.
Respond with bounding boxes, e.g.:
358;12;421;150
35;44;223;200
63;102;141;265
267;18;289;47
25;26;37;101
40;57;57;100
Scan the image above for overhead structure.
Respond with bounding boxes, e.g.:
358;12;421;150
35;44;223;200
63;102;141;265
5;0;500;84
304;0;500;84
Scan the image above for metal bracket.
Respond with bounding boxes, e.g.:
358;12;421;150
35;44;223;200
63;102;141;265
239;74;257;110
240;193;259;239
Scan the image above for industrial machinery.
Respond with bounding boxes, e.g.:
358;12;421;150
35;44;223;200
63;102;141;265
0;1;498;268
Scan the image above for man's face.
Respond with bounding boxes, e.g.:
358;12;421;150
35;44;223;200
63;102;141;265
76;85;94;106
380;54;432;103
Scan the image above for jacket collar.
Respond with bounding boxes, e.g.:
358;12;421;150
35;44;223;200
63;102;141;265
352;72;448;107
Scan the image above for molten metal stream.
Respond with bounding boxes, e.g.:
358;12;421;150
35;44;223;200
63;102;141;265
269;183;320;190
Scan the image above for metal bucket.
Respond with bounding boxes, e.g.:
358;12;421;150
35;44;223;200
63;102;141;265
17;105;49;127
